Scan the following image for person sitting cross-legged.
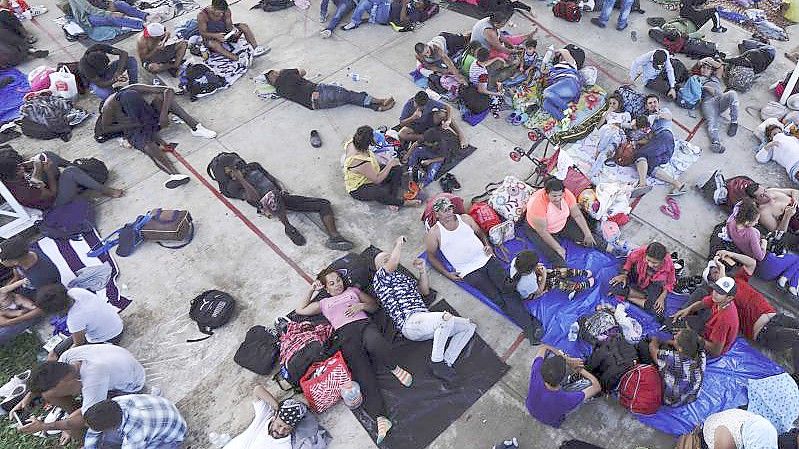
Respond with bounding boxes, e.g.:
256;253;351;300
398;91;450;143
373;236;476;382
671;275;740;358
197;0;269;61
136;23;187;77
82;395;186;449
637;329;705;407
609;242;675;322
425;196;544;344
509;250;595;300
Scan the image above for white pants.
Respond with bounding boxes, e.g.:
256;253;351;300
401;311;476;366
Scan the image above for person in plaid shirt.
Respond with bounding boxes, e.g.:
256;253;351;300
642;330;706;407
82;394;186;449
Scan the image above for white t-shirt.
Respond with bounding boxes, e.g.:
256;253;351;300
509;256;540;299
605;111;631;127
757;133;799;174
224;401;291;449
59;345;145;413
66;288;123;343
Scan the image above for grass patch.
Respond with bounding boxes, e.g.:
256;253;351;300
0;332;77;449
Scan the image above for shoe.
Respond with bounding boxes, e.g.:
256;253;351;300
310;129;322;148
616;22;628;31
28;5;47;16
284;225;306;246
429;361;456;382
590;17;606;28
252;46;270;57
711;25;727;32
493;438;520;449
630;185;652;198
274;316;291;335
341;22;357;30
710;141;726;153
164;174;190;189
320;29;332;38
447;174;461;191
439;176;453;193
727;123;738;137
0;384;26;413
646;17;666;26
29;49;48;58
191;123;217;138
325;235;354;251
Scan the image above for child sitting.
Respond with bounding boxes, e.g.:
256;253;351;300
509;250;595;300
518;37;542;82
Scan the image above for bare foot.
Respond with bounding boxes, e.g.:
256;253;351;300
387;205;400;212
106;188;125;198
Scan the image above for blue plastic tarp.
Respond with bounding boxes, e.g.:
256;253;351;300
0;68;29;124
422;230;784;435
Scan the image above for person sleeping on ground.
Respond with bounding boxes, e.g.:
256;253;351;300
222;164;354;250
136;23;188;77
266;68;395;111
339;0;436;31
758;125;799;185
0;148;123;211
637;329;705;407
65;0;166;48
609;242;676;323
294;268;414;444
34;284;124;359
399;91;451;143
509;250;595;300
344;126;421;211
425;196;544;345
526;343;601;428
589;94;632;177
197;0;269;61
541;47;583;121
95;85;217;189
15;344;146;442
373;236;476;382
693;57;739;154
630;94;686;197
744;182;799;251
523;178;619;268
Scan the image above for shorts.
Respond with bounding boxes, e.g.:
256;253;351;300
144;43;180;64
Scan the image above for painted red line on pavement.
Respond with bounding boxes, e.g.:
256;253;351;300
500;332;526;362
524;16;694;136
171;149;314;284
29;17;79;61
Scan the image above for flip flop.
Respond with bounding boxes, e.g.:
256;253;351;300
667;184;688;197
667;197;681;219
630;185;652;198
310;130;322;148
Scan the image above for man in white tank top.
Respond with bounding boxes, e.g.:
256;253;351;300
425;197;543;344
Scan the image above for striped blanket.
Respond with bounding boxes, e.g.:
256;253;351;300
33;229;130;311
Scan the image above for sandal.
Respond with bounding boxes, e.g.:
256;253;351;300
667;184;688;197
310;130;322;148
391;366;413;387
376;416;393;444
630;185;652;198
325;236;354;251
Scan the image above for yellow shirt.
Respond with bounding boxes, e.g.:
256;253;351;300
343;149;380;193
785;0;799;23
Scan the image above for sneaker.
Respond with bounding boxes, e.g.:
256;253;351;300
325;235;354;251
284;225;306;246
28;5;47;16
274;316;291;335
164;174;190;189
429;361;456;382
616;22;628;31
191;123;217;138
710;141;726;153
590;17;606;28
320;29;332;39
493;438;520;449
447;173;461;191
727;122;738;137
252;46;270;57
439;175;453;193
711;25;727;32
341;22;357;30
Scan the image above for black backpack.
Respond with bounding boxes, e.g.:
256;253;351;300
234;325;279;374
184;64;226;101
207;152;247;199
188;290;236;342
72;157;109;185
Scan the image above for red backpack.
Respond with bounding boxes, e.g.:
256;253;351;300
552;0;581;22
618;364;663;415
468;202;501;233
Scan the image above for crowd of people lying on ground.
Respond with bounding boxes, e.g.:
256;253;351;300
4;0;799;446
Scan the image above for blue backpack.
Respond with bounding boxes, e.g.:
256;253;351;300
677;75;702;109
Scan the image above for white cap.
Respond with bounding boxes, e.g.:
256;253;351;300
144;22;166;38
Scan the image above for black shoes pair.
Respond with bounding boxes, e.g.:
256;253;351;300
439;173;461;193
430;361;456;382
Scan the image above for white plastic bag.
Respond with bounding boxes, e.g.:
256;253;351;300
49;66;78;100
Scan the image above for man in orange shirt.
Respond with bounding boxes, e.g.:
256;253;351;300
524;178;609;267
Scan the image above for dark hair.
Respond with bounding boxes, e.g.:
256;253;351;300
414;42;426;54
475;46;490;62
676;329;704;359
316;267;345;286
0;148;23;181
644;94;659;103
352;126;374;151
510;250;539;286
85;51;110;72
634;115;648;128
744;182;760;198
211;0;228;9
84;400;123;431
544;177;564;193
652;50;667;66
645;242;667;260
35;284;72;314
524;37;537;48
29;362;73;394
414;91;429;106
607;94;623;112
735;198;760;225
488;11;510;26
765;124;782;141
541;355;569;386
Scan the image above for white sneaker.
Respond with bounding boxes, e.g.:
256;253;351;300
164;174;190;189
191;123;217;139
29;5;47;16
252;46;270;57
320;29;332;39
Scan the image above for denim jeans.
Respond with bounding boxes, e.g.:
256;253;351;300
96;428;183;449
0;317;42;346
87;1;146;30
589;125;624;177
700;91;739;143
324;0;354;31
597;0;633;27
89;56;140;100
315;83;371;109
348;0;390;25
402;311;476;366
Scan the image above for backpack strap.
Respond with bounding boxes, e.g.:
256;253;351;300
186;323;214;343
156;219;195;249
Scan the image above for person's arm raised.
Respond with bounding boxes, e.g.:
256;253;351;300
295;281;323;316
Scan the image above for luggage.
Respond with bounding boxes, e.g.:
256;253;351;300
618;364;663;414
459;84;490;114
488;220;515;245
207;151;248;199
677;76;702;109
48;66;78;100
681;37;718;58
553;0;581;21
279;321;333;386
562;166;592;196
726;65;755;92
578;309;619;344
615;85;646;117
234;325;279;375
300;351;352;413
586;335;638;391
487;175;535;222
468;201;502;233
614;142;636;167
188;290;236;342
140;209;194;247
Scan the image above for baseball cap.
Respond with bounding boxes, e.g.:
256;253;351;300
0;237;30;261
710;276;737;297
432;196;453;212
143;23;166;38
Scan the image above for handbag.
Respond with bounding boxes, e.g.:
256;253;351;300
48;66;78;100
488;220;515;245
613;141;636;167
300;351;352;413
140;209;194;247
488;175;535;222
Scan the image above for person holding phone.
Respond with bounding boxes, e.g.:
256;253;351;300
197;0;269;61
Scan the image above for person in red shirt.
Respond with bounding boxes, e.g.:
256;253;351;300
609;242;675;321
672;274;740;357
701;250;799;373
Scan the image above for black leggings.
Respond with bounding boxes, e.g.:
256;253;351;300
39;151;109;208
282;193;333;217
680;6;720;29
337;319;397;418
349;165;404;207
756;313;799;373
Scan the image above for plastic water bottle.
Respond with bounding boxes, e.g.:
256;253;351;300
542;45;555;67
341;380;363;409
208;432;231;448
568;322;579;342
